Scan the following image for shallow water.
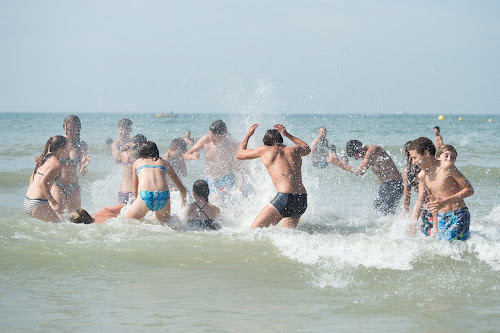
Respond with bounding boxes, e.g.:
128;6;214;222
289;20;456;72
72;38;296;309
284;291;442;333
1;112;499;331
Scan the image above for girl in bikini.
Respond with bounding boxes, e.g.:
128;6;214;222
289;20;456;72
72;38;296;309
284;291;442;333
118;134;147;205
51;115;91;213
187;180;221;230
24;136;67;222
125;141;187;223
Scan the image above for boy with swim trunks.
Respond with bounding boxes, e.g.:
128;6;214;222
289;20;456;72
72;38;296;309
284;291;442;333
236;124;310;229
329;140;403;215
408;137;474;241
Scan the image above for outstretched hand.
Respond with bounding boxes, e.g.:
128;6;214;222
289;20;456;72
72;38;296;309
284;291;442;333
328;151;339;164
247;123;259;136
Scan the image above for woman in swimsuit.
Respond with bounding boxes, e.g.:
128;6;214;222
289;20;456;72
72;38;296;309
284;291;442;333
51;115;91;213
125;141;187;223
118;134;147;204
24;136;67;222
187;180;221;230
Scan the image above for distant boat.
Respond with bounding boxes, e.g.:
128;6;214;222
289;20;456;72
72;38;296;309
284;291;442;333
155;112;177;118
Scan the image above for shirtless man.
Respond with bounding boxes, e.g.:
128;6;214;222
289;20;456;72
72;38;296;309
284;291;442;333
311;127;330;168
236;124;310;229
433;126;443;150
111;118;133;163
69;205;124;224
183;130;197;146
184;120;240;200
329;140;403;215
409;137;473;241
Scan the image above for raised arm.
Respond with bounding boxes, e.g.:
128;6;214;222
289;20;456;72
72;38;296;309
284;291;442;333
236;124;263;160
79;141;91;176
183;135;208;160
274;124;311;156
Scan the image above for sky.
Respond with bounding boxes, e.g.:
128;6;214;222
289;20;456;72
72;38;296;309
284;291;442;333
0;0;499;114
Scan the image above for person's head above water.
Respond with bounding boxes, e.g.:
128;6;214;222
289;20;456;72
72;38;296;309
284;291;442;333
33;135;67;177
318;127;327;139
346;140;364;158
433;126;440;135
262;129;284;146
209;120;227;144
170;138;187;153
69;208;94;224
132;134;147;150
193;179;210;202
408;137;436;157
436;144;457;162
139;141;160;160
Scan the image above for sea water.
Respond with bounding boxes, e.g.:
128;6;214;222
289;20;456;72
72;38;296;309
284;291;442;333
1;112;499;332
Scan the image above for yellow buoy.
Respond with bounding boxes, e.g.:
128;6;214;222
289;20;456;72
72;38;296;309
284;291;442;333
458;117;463;121
488;118;493;123
438;115;445;120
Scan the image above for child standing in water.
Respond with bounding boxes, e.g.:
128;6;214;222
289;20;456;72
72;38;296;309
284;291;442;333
52;115;91;213
409;137;473;241
162;138;188;191
118;134;147;205
187;180;221;230
125;141;187;223
25;136;67;222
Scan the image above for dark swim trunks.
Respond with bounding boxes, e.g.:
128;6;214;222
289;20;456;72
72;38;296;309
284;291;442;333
373;180;404;215
270;193;307;219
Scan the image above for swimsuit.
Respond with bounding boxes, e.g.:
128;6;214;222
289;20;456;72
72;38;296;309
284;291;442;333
55;182;80;199
373;180;404;215
122;151;134;166
206;173;236;196
136;165;168;176
139;190;170;211
24;197;49;216
420;209;433;236
60;155;80;166
270;193;308;219
437;207;470;241
189;202;220;230
118;191;135;205
135;164;170;211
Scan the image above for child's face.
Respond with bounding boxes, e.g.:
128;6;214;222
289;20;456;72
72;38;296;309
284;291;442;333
438;151;456;163
409;149;425;168
118;126;132;137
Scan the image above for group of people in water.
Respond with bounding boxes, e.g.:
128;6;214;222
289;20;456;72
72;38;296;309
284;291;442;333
24;115;474;242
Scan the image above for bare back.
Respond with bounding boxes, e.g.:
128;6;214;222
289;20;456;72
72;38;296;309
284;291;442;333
260;145;306;193
365;146;402;184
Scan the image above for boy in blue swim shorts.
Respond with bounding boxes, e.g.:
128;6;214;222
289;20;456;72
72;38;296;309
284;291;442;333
408;137;474;242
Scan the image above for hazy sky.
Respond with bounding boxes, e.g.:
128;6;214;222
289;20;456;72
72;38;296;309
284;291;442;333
1;0;499;114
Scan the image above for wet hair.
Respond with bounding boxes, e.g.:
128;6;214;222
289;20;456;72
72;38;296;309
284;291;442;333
33;135;67;177
346;140;364;157
436;144;457;158
262;129;283;146
132;134;147;150
403;140;420;187
169;138;187;153
105;138;113;146
69;208;94;224
63;115;82;154
433;126;440;132
408;137;436;157
209;120;227;135
193;179;210;202
139;141;160;160
118;118;133;129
